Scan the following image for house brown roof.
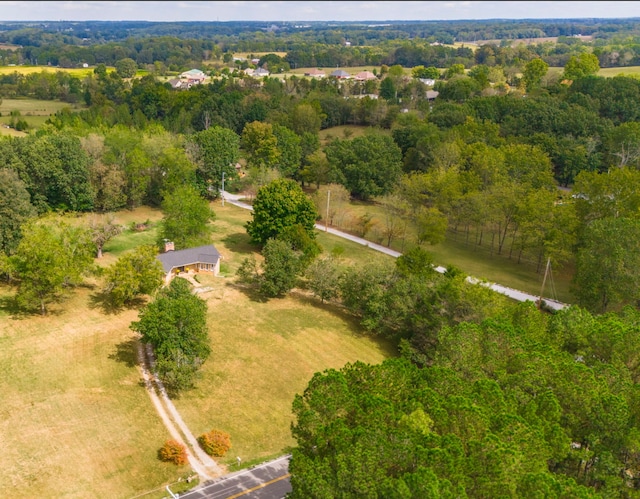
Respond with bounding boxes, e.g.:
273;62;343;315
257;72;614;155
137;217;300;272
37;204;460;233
354;71;377;81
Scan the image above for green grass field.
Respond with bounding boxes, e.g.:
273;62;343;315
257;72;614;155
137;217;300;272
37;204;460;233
0;97;87;133
598;66;640;77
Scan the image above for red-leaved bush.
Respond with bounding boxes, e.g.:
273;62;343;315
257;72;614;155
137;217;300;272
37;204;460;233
158;439;188;465
197;429;232;457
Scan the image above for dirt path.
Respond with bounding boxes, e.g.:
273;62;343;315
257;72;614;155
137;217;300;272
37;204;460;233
136;341;225;482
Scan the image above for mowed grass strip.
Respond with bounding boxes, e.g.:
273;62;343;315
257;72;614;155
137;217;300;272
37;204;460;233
0;286;190;499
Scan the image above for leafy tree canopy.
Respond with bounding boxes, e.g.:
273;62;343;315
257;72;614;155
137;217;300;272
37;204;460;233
245;178;318;246
159;184;215;250
131;277;210;394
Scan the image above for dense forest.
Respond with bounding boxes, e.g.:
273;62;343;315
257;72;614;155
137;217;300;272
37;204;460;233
3;18;640;69
3;17;640;497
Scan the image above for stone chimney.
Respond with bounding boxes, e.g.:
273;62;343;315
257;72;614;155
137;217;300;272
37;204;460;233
164;240;175;252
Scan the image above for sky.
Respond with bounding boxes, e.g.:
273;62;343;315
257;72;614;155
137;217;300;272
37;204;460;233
1;1;640;23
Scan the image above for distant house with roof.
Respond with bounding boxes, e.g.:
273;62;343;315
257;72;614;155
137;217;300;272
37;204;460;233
330;69;351;79
253;67;270;77
304;68;326;78
179;69;207;85
157;242;221;284
354;70;377;81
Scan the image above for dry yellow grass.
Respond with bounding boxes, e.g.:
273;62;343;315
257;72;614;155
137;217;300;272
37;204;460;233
170;202;396;465
0;43;21;51
0;66;97;77
173;280;395;467
0;285;191;498
1;203;395;494
0;125;27;137
233;52;288;59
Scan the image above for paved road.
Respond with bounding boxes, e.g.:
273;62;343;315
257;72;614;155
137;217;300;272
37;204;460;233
222;191;568;311
179;455;291;499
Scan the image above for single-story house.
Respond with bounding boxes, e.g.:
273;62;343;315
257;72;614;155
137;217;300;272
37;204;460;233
426;90;440;101
179;69;207;84
304;68;326;78
330;69;351;79
253;67;270;77
157;242;221;284
354;70;377;81
168;78;184;89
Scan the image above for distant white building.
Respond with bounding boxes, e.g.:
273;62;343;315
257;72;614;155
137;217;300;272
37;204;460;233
179;69;207;84
253;68;270;77
419;78;436;86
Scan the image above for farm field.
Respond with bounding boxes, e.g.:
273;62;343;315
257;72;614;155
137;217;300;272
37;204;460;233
598;65;640;77
0;98;86;133
0;65;96;77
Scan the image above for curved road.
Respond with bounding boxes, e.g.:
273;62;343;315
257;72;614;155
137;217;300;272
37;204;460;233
222;191;568;311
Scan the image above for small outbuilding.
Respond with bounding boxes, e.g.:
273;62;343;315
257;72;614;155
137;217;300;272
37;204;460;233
157;242;221;284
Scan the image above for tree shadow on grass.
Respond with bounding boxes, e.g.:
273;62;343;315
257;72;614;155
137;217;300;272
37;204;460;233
0;293;26;319
0;292;68;319
228;281;270;303
221;232;258;256
88;289;146;315
109;338;139;368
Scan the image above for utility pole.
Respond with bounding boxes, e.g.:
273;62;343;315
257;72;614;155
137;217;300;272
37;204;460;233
325;189;331;232
221;171;225;207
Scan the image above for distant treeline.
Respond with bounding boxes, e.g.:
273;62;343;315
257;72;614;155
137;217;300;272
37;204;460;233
2;19;640;70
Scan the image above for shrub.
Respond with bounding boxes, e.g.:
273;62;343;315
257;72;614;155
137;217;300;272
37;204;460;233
198;429;232;457
158;439;188;465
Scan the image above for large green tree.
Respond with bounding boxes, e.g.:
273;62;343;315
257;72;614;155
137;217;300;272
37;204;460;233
245;178;318;246
159;184;215;250
573;216;640;313
10;216;95;315
103;245;164;308
563;53;600;81
240;121;280;170
324;131;403;200
189;126;240;199
522;58;549;91
0;168;36;255
131;277;210;394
